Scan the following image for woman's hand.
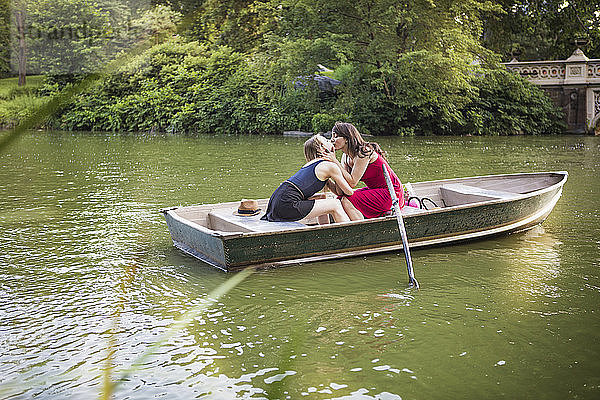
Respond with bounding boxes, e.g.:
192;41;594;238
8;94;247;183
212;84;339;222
324;164;354;197
319;150;338;164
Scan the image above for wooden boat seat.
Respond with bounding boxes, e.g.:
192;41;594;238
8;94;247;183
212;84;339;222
440;183;518;207
208;208;306;233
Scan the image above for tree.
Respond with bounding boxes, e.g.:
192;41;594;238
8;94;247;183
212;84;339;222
187;0;277;53
24;0;112;75
21;0;182;79
0;0;10;77
13;1;27;85
257;0;504;134
484;0;600;61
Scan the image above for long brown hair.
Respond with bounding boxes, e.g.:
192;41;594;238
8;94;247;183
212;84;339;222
304;134;327;162
331;122;388;161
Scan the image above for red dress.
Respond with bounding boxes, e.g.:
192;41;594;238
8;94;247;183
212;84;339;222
345;154;404;218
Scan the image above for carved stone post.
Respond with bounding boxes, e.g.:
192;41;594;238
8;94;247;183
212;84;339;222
563;49;588;133
564;48;588;84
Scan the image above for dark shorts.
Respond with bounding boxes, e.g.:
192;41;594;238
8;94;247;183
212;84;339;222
261;181;315;222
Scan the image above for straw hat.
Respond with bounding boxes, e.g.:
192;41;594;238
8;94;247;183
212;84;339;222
234;199;261;216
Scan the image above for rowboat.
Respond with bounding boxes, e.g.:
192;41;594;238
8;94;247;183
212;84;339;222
162;171;568;272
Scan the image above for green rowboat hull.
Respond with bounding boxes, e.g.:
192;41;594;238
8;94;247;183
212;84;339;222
163;171;567;272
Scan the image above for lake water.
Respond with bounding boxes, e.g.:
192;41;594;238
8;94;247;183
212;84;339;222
1;132;599;399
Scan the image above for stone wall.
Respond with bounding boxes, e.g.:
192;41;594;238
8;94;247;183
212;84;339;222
504;49;600;134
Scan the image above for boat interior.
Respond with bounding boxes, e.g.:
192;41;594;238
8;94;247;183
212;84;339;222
170;173;565;234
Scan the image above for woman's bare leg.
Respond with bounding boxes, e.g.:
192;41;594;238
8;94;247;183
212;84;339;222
305;199;350;222
341;197;364;220
317;214;331;225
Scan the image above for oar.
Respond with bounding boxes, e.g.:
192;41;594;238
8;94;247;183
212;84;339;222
382;165;419;289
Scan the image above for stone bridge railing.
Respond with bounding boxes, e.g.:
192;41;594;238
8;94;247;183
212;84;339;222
503;49;600;133
505;60;600;85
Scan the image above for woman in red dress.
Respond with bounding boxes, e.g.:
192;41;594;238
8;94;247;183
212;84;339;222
324;122;403;220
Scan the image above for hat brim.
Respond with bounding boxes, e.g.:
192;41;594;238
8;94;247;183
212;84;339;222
233;208;262;217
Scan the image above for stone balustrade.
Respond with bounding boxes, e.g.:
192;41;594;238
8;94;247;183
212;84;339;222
505;61;600;85
503;48;600;134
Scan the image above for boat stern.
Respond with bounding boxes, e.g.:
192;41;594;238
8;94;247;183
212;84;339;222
162;208;230;271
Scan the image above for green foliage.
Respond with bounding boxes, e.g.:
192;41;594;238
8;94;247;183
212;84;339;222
52;40;208;131
252;0;540;136
32;34;564;136
393;51;478;135
311;112;349;134
460;68;564;135
3;0;569;135
0;0;9;77
316;52;473;135
485;0;600;61
48;40;317;133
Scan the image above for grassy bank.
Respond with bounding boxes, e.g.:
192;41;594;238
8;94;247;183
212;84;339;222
0;75;48;129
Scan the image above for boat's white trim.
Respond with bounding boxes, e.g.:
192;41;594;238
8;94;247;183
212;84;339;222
251;189;563;269
413;170;568;188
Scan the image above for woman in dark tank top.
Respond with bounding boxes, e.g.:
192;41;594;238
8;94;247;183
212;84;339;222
261;135;356;223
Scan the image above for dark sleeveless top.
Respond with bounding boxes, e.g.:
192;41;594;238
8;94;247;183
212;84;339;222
286;159;327;199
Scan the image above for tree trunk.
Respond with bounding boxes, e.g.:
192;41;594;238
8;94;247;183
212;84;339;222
15;10;26;86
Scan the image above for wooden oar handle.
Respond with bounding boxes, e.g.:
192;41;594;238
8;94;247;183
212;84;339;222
382;165;398;202
382;164;419;289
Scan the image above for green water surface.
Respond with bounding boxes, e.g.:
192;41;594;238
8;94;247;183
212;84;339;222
1;132;599;399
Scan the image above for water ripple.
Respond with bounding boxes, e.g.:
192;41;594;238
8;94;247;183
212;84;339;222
1;133;599;399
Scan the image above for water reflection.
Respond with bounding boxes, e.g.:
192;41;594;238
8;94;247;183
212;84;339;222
505;226;563;299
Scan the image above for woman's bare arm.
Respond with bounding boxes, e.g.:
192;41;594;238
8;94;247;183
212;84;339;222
321;152;370;188
340;153;371;187
318;162;354;196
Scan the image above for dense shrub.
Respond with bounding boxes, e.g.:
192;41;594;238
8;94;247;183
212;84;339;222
50;41;260;132
327;52;562;136
311;112;349;134
43;40;325;133
7;39;564;135
460;69;564;135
